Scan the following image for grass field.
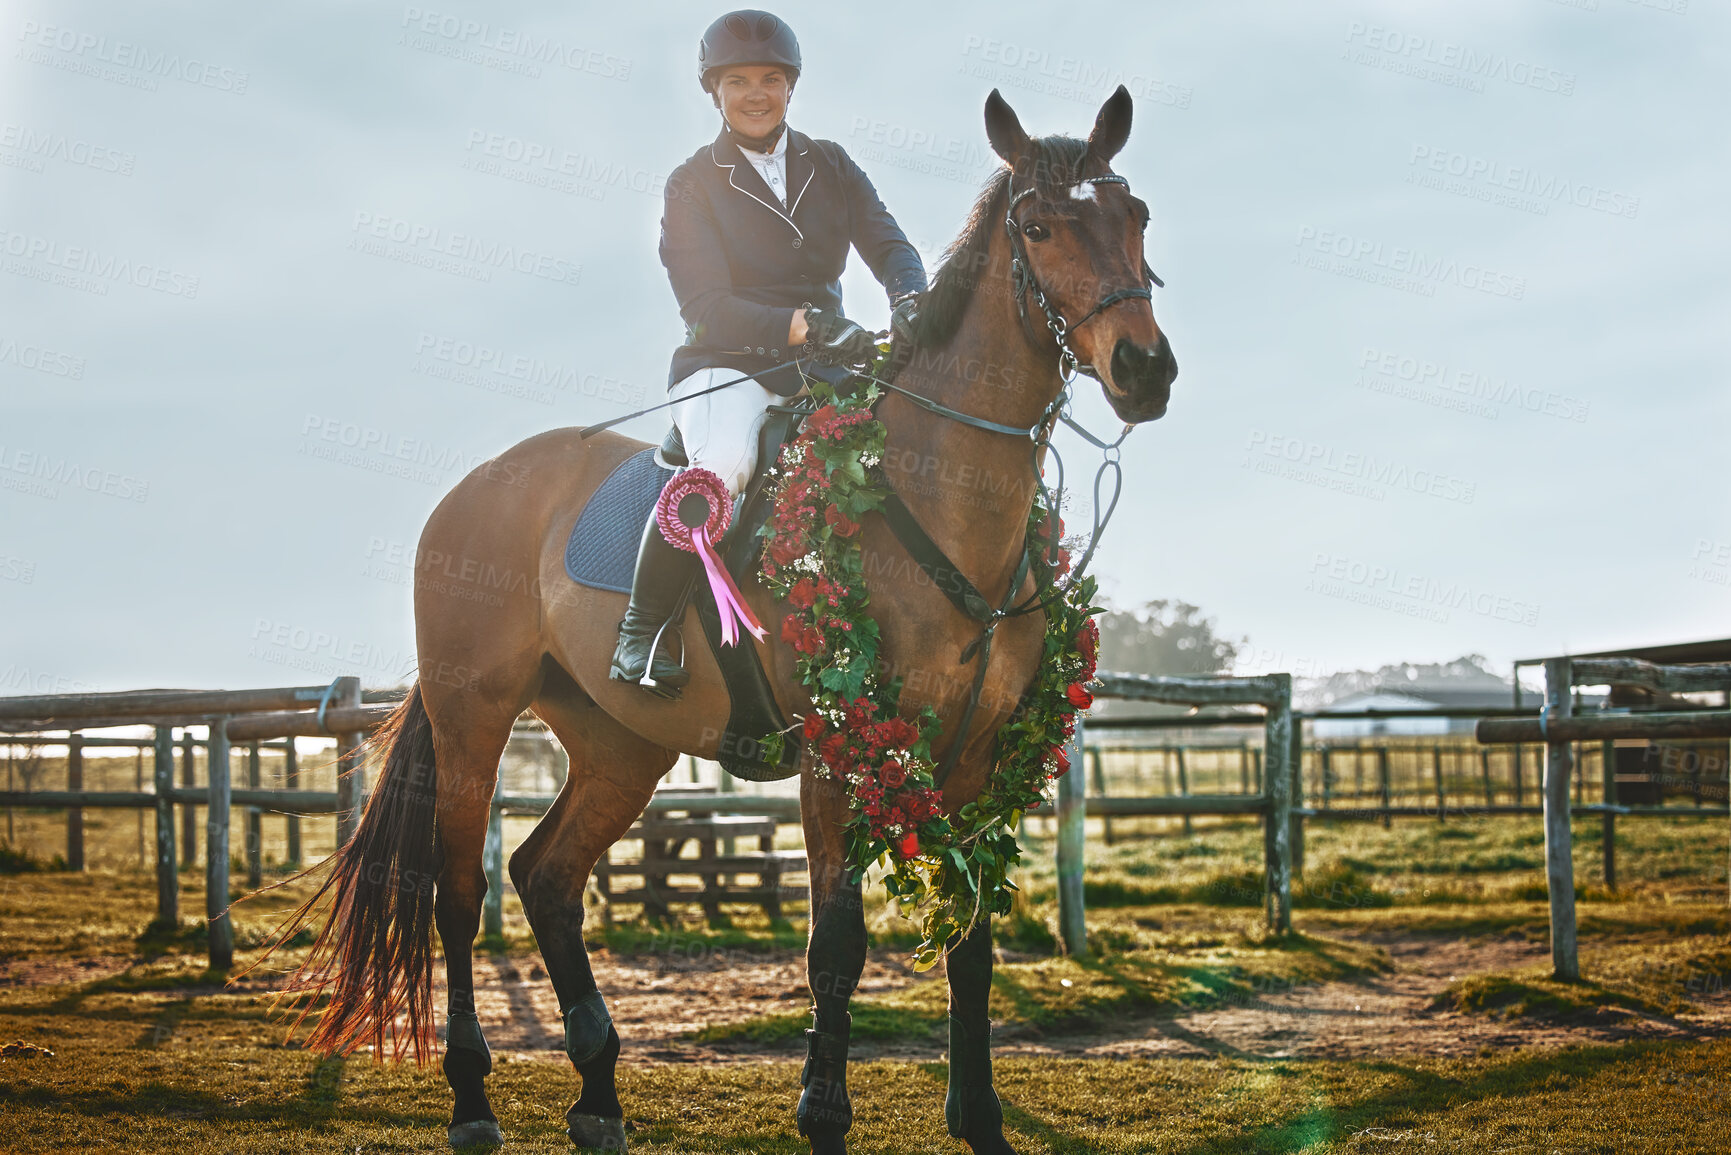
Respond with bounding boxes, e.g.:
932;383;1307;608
2;801;1728;1151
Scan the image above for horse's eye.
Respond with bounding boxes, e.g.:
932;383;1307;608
1022;221;1050;242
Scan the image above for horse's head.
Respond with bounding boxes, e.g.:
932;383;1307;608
984;86;1176;423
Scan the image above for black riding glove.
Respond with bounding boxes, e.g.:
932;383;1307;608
802;307;877;368
889;292;920;351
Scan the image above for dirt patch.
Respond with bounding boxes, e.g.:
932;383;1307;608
467;929;1731;1064
469;946;936;1064
1000;930;1731;1061
0;954;136;988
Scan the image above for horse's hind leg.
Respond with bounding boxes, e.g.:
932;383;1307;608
511;682;672;1151
427;699;520;1149
945;917;1016;1155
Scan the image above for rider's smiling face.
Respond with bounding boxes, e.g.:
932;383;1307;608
712;65;791;139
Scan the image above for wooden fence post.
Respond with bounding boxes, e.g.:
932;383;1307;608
333;677;364;846
1320;744;1333;812
1176;746;1192;836
206;717;233;970
1089;745;1111;846
153;726;177;927
1057;718;1087;955
1288;716;1305;881
135;746;146;868
1432;744;1446;822
1543;657;1579;981
1601;739;1617;889
483;773;505;941
180;729;197;866
1262;678;1292;934
246;741;262;888
284;740;301;867
66;733;84;871
1513;743;1524;807
1378;747;1392;828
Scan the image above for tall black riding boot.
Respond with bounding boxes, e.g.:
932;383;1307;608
609;512;699;699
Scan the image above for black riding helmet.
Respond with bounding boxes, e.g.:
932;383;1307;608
698;10;800;92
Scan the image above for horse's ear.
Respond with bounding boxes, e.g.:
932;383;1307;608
984;89;1029;164
1088;84;1133;162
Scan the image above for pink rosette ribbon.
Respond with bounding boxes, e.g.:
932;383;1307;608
655;468;767;647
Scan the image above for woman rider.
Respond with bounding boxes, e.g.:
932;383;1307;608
610;9;927;697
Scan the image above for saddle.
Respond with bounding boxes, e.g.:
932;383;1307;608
564;401;813;782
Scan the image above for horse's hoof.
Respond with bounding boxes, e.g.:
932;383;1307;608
566;1109;627;1151
447;1119;504;1148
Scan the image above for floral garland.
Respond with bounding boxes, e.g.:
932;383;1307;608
757;371;1100;970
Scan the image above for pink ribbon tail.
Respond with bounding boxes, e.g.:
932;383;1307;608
693;525;767;647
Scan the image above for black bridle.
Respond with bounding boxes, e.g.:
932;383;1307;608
860;170;1161;787
1004;173;1162;383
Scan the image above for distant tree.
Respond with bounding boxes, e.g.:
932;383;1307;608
1095;599;1245;679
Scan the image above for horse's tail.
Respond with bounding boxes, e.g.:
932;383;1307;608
244;683;443;1064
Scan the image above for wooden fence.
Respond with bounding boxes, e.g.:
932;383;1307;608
7;661;1720;973
1057;671;1296;952
1475;655;1731;981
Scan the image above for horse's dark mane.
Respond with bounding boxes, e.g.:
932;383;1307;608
913;135;1096;351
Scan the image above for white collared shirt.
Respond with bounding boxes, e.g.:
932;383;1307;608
738;124;789;208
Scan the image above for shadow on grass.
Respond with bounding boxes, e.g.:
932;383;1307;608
1191;1041;1706;1155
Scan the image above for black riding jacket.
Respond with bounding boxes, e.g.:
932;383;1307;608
659;124;927;396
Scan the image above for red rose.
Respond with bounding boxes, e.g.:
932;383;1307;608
825;506;860;537
899;831;920;858
1066;682;1093;709
781;615;804;646
820;733;847;764
1052;746;1070;776
880;760;906;789
802;713;826;741
800;625;824;654
788;578;817;609
1078;618;1099;669
807;404;839;436
769;535;805;566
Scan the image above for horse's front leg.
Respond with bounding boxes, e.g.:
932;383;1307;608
946;917;1016;1154
797;771;866;1155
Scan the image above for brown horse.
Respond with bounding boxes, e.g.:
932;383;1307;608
260;86;1173;1153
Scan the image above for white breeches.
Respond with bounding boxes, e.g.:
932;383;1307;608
668;367;791;496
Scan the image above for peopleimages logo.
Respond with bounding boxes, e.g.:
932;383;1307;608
1356;347;1590;424
0;334;85;379
1407;146;1639;219
0;226;200;298
399;8;631;80
1294;226;1526;300
1243;430;1476;505
1308;552;1540;627
1342;22;1576;96
349;211;581;287
0;122;134;176
15;20;250;93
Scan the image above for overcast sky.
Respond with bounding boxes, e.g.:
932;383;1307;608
2;0;1725;696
